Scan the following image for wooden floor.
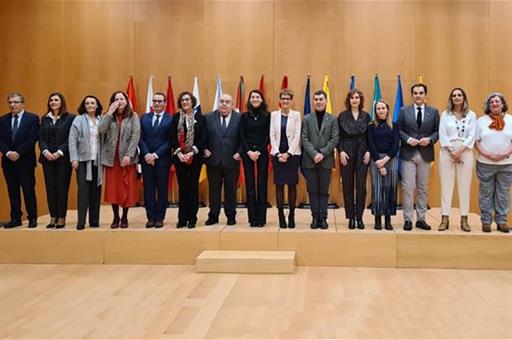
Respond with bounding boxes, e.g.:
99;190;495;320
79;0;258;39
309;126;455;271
1;206;511;269
0;264;510;339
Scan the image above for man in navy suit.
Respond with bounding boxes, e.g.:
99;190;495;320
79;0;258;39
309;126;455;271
0;93;39;228
139;92;173;228
397;83;440;231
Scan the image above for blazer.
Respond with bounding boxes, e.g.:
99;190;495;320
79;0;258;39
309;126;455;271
0;111;39;168
397;104;440;162
69;114;102;163
204;110;241;169
170;111;207;166
98;112;140;167
270;109;302;156
301;112;339;169
139;111;173;167
38;112;76;164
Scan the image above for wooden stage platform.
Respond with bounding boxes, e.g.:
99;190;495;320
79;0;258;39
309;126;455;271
0;206;510;269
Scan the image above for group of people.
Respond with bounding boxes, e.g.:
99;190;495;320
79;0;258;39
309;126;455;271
0;83;511;233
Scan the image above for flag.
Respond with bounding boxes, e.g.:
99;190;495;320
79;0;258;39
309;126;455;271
192;76;202;114
145;75;154;113
235;75;245;113
393;74;403;123
418;75;423;83
126;76;138;114
166;75;176;115
212;74;223;111
322;74;333;113
281;74;288;89
304;75;311;115
258;74;266;98
371;73;382;120
350;75;356;91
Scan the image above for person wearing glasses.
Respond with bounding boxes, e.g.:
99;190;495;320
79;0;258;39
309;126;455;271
99;91;141;229
204;93;241;226
438;88;477;232
0;93;39;228
170;92;206;228
39;92;76;229
270;89;301;228
139;92;173;229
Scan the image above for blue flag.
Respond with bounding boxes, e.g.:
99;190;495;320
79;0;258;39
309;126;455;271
304;75;311;115
349;75;355;90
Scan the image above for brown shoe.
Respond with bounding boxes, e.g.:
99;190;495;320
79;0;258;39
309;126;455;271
482;223;491;233
460;216;471;232
111;218;120;229
438;215;449;231
497;223;510;233
120;219;128;229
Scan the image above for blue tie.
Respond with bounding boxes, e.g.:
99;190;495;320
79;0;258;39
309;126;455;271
153;114;160;130
221;116;227;133
12;115;19;140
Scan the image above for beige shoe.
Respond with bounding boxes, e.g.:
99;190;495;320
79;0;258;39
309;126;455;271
482;223;491;233
460;216;471;232
497;223;510;233
438;215;449;231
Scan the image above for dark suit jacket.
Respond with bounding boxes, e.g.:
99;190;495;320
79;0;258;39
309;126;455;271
204;110;241;169
0;111;39;168
170;112;207;166
138;111;173;167
397;104;440;162
38;112;76;164
301;112;339;169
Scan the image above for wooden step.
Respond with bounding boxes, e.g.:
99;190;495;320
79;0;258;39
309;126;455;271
196;250;295;273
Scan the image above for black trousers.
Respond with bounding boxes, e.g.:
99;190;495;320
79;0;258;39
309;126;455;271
302;167;332;220
241;151;269;225
76;162;101;227
42;161;72;218
340;142;368;219
206;164;239;220
2;161;37;221
175;162;202;224
142;163;170;221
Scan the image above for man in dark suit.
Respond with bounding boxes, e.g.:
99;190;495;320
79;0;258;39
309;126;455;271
301;90;339;229
397;83;440;231
204;93;241;226
0;93;39;228
139;92;173;228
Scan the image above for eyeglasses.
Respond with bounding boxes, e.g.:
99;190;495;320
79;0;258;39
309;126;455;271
280;97;292;101
8;101;22;104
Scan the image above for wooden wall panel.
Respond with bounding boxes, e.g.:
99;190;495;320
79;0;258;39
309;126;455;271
0;0;511;221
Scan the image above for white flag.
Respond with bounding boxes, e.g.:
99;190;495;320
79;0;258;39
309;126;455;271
212;74;223;111
192;76;202;114
145;75;154;113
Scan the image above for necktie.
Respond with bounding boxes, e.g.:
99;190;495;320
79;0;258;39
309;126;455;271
153;114;161;129
416;107;422;129
12;115;19;140
221;116;227;133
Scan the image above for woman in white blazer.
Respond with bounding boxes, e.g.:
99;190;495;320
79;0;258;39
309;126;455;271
270;89;302;228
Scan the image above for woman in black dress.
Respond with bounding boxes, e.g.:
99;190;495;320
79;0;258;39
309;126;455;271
39;92;76;229
240;90;270;227
270;89;302;228
337;89;371;229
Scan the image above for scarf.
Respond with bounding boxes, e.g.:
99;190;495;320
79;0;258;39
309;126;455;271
489;112;505;131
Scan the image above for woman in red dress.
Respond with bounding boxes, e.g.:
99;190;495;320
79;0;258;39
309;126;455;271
99;91;141;228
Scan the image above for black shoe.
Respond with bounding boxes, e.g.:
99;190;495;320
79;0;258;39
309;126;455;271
146;220;155;228
319;219;328;229
4;220;22;229
55;223;65;229
77;225;85;231
278;210;287;228
205;217;218;226
404;220;413;231
310;218;319;229
348;218;356;229
416;220;431;230
384;216;393;230
356;219;365;229
288;211;295;229
374;216;382;230
154;220;164;228
256;223;265;228
89;223;99;228
176;221;187;228
46;222;55;229
187;221;196;229
27;219;37;229
227;218;236;226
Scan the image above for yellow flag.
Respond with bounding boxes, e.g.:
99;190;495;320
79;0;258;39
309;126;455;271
322;74;333;113
198;164;207;183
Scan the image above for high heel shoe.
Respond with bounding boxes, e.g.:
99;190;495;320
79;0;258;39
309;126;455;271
55;218;65;229
46;218;56;229
278;209;287;228
348;218;355;229
374;215;382;230
288;210;295;229
111;218;120;229
384;216;393;230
